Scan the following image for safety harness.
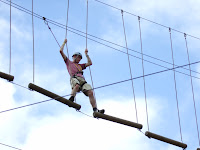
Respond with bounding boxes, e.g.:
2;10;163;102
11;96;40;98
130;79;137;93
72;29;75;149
71;63;87;88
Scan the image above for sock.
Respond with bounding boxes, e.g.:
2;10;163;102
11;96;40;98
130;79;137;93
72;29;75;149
93;107;97;112
69;96;75;102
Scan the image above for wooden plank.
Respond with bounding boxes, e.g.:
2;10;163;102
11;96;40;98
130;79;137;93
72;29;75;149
28;83;81;110
93;112;143;129
0;71;14;81
145;131;187;149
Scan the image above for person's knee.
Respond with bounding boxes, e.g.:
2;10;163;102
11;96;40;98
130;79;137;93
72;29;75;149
74;84;80;90
87;90;93;97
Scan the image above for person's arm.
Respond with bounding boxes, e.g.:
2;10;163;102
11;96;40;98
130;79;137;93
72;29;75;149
85;48;92;67
60;39;67;61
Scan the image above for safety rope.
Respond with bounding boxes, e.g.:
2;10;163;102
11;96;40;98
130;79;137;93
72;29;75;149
121;10;138;123
169;28;183;142
9;0;11;74
138;16;149;131
43;17;60;47
86;0;96;99
3;0;200;79
93;0;200;41
65;0;70;58
64;0;73;87
1;60;200;115
0;142;22;150
3;0;200;78
184;33;200;146
86;0;88;49
40;15;200;82
32;0;35;83
77;110;93;118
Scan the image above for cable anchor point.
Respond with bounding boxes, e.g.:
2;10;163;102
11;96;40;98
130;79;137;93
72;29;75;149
43;17;48;25
138;16;140;21
43;17;51;30
184;33;187;38
169;27;171;32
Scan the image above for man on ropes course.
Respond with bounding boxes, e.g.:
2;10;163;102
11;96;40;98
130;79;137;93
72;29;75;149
60;39;105;113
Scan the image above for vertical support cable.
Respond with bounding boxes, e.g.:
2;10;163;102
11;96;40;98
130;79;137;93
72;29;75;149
9;0;11;74
65;0;72;75
65;0;70;58
86;0;88;49
86;0;96;98
138;16;149;131
65;0;76;102
169;28;183;142
32;0;35;83
184;33;200;146
121;10;138;123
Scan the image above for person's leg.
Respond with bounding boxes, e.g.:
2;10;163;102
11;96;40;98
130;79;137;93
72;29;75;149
85;89;104;113
69;84;80;102
81;78;105;113
71;84;80;96
87;90;97;108
69;78;80;102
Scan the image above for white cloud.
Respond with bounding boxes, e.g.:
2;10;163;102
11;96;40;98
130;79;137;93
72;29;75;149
0;80;29;148
105;0;200;39
1;1;200;150
21;97;162;150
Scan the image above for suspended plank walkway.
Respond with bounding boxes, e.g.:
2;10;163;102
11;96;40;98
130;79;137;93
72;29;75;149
145;131;187;149
93;112;143;129
28;83;81;110
0;71;14;81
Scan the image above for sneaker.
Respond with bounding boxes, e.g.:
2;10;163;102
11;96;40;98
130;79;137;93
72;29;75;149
98;109;105;114
94;108;105;114
69;96;75;102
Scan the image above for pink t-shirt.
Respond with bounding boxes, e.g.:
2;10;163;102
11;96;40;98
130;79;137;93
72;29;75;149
65;58;86;78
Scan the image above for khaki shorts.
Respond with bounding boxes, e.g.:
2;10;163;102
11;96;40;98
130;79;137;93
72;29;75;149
70;76;92;96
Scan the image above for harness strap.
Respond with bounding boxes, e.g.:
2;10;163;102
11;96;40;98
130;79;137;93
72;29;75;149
71;63;84;77
80;81;87;87
71;75;87;88
74;63;82;71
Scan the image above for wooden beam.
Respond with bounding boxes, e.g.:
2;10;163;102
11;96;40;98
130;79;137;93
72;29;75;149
93;112;143;129
28;83;81;110
145;131;187;149
197;148;200;150
0;71;14;81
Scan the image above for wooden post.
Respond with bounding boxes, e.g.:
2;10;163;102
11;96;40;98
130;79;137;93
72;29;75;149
145;131;187;149
28;83;81;110
0;71;14;81
93;112;143;129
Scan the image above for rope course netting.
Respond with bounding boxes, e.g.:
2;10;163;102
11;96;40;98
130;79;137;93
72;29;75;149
0;0;200;149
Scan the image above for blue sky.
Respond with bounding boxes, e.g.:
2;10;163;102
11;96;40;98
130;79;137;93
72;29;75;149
0;0;200;150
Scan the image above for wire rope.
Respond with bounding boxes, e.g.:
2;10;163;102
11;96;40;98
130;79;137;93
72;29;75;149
65;0;70;58
92;0;200;40
121;10;138;123
184;33;200;146
86;0;96;100
31;16;200;81
169;28;183;142
1;0;200;78
9;0;11;74
43;18;60;47
0;60;200;115
32;0;35;83
0;142;22;150
138;16;149;131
